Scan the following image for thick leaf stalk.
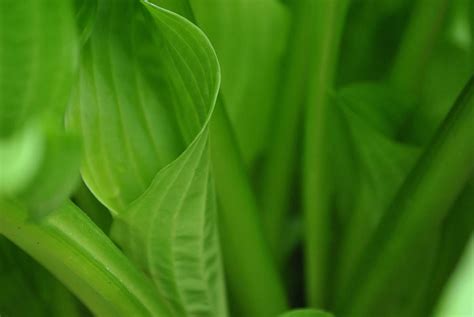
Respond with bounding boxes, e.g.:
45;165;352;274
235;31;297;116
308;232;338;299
210;98;288;317
302;0;349;308
0;200;169;316
390;0;450;97
261;0;317;260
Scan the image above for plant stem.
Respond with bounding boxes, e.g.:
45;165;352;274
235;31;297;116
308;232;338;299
338;76;474;316
260;1;317;261
302;0;349;308
0;199;171;317
210;97;287;317
390;0;450;97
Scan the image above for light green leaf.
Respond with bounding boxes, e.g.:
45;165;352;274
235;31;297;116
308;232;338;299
0;124;82;216
19;131;81;216
0;0;80;213
75;0;98;47
67;0;227;315
147;0;194;19
189;0;289;164
0;0;77;137
435;236;474;317
0;122;44;194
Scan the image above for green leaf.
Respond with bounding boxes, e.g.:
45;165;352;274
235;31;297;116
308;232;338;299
339;76;474;316
19;131;81;216
0;123;81;216
72;181;112;232
147;0;194;20
189;0;289;164
0;0;77;138
408;39;473;143
330;82;421;301
0;122;44;194
149;2;290;315
75;0;98;47
279;308;334;317
0;0;80;214
67;0;228;315
337;0;415;85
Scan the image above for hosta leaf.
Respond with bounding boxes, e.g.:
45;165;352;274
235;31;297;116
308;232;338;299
19;131;81;216
75;0;98;47
0;0;79;213
337;76;474;316
189;0;289;164
337;0;415;85
67;0;227;315
0;124;81;215
0;123;44;194
114;131;226;316
0;0;77;137
408;38;472;143
147;0;194;19
331;83;421;289
330;82;470;315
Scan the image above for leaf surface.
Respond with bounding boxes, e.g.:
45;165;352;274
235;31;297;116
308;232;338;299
330;83;421;291
0;0;77;137
189;0;289;163
67;1;227;315
0;0;80;213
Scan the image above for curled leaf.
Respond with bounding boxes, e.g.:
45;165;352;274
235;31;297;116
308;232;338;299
67;0;227;315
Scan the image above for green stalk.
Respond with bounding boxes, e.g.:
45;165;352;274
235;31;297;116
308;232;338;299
390;0;450;96
302;0;349;308
260;1;317;261
210;97;287;317
0;199;171;317
471;0;474;67
338;76;474;316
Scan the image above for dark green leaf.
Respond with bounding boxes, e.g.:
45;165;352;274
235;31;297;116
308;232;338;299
330;82;421;294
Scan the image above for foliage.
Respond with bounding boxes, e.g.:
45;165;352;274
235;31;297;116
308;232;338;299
0;0;472;316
